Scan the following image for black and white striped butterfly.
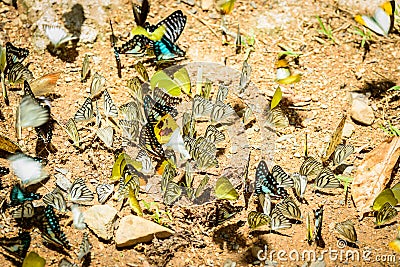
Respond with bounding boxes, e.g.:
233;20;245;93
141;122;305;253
78;232;92;261
65;118;80;147
163;181;182;205
192;95;213;119
313;205;324;247
299;157;323;177
7;62;33;86
247;211;270;229
96;184;114;204
271;165;294;188
182;112;196;138
143;95;177;125
275;196;301;221
74;97;94;122
139;123;165;158
68;178;94;203
204;125;225;144
239;60;251;92
103;89;118;117
5;42;29;72
43;187;67;212
210;100;235;122
375;202;398;226
270;209;292;231
292;172;307;199
333;144;354;166
90;72;106;98
12;201;34;219
335;219;357;243
132;0;150;27
314;167;340;189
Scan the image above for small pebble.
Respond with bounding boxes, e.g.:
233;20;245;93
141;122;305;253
65;76;72;82
321;104;328;109
250;2;257;8
294;152;301;158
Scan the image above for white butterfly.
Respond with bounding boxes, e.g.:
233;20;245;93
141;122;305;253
96;184;114;204
9;154;47;186
71;204;86;230
165;128;190;160
43;24;78;49
17;95;49;128
96;126;113;148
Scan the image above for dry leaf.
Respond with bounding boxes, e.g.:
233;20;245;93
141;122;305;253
352;137;400;218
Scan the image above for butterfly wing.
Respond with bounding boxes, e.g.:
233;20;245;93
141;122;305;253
74;97;94;122
68;178;94;203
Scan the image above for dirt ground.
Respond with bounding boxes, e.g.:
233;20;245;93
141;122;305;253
1;0;400;266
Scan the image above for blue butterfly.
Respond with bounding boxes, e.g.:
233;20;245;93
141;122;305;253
9;184;41;207
41;205;71;249
255;160;288;199
0;232;31;260
153;38;185;61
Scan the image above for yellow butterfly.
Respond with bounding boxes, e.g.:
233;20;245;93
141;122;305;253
150;67;191;96
275;59;301;85
215;176;239;201
131;25;166;41
154;114;179;144
355;1;395;36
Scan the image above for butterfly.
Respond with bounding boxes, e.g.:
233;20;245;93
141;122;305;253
213;202;241;226
29;72;60;96
139;123;165;158
271;165;294;188
275;58;301;85
134;61;149;82
81;54;90;82
65;118;80;147
321;115;346;164
192;174;210;200
9;154;47;186
306;212;313;244
143;95;177;125
120;101;144;122
78;232;91;261
239;60;251;92
7;62;33;86
313;205;324;247
59;258;79;267
210;101;235;122
114;35;149;78
161;162;176;192
71;204;86;230
74;97;94;122
150;68;190;97
96;184;114;204
215;176;239;201
270;209;292;231
12;201;34;219
247;211;270;229
0;232;31;260
255;160;288;199
184;136;218;170
0;134;22;159
375;202;398;226
43;187;67;212
96;126;114;148
153;87;182;107
5;42;29;71
103;89;118;117
90;72;106;98
335;219;357;243
35;116;54;145
16;94;49;128
9;184;41;206
389;226;400;252
68;178;94;203
373;188;398;211
314;167;340;189
136;150;154;175
291;172;307;199
41;205;71;249
192;95;214;119
126;76;143;101
299;157;323;177
43;24;78;49
132;0;150;27
355;1;395;36
163;181;182;205
204;125;225;144
333;144;354;166
216;0;236;15
275;196;301;221
120;120;139;147
153;38;185;61
265;106;289;129
258;193;272;215
182;112;196;138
